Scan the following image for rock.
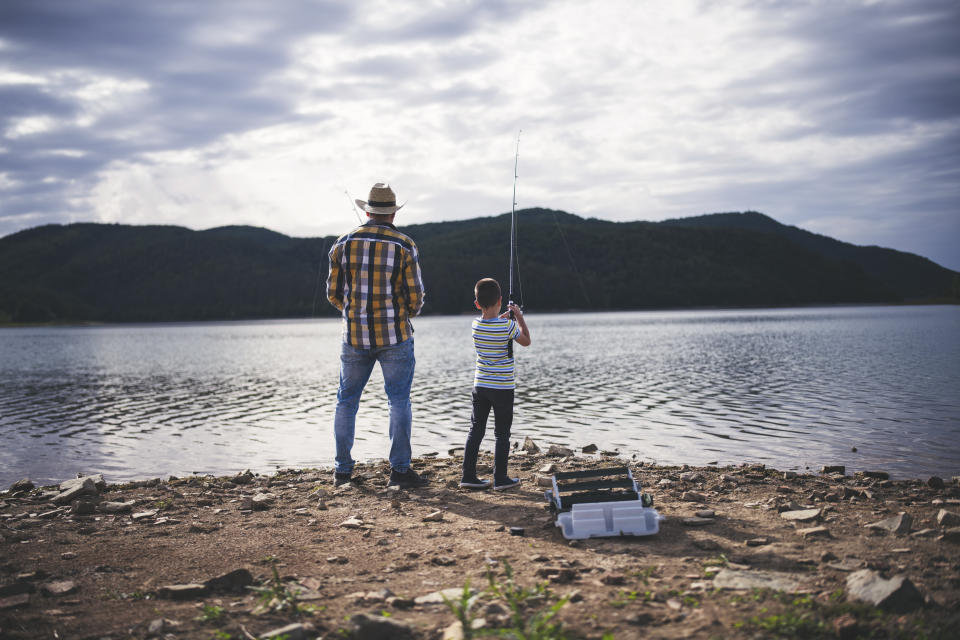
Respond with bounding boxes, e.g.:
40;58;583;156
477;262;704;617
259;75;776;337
713;569;802;592
833;613;860;640
327;556;349;564
349;612;414;640
657;479;674;488
261;622;316;640
0;593;31;609
431;556;457;566
820;465;845;475
695;509;715;518
204;568;253;594
746;538;770;547
423;510;444;522
233;470;255;485
539;463;556;474
780;508;821;522
846;569;923;612
865;512;912;535
415;588;469;605
61;474;106;492
546;445;574;457
251;492;276;510
682;517;715;526
680;471;702;482
681;491;708;502
536;475;554;487
70;498;99;515
131;509;157;521
582;444;599;454
797;526;832;539
941;527;960;543
40;580;78;596
98;500;135;514
52;477;98;505
927;476;945;490
157;583;208;600
147;618;180;636
936;509;960;528
9;478;34;492
521;437;540;454
859;470;890;480
783;471;797;480
340;516;365;529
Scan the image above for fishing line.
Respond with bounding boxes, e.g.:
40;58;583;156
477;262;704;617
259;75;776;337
311;189;363;316
550;209;592;308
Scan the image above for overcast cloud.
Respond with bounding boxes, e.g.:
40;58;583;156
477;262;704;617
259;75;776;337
1;0;958;270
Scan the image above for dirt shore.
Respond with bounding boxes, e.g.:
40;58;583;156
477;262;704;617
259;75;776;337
2;448;959;640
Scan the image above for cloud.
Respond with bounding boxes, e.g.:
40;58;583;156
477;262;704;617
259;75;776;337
0;0;958;271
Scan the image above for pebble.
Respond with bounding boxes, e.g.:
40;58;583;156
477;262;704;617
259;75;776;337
680;491;708;502
546;445;574;457
745;537;770;547
695;509;715;518
581;444;598;454
250;492;276;510
521;437;540;454
423;510;444;522
340;516;365;529
261;622;316;640
936;509;960;528
846;569;923;612
40;580;78;597
415;588;471;605
780;508;821;522
820;465;846;475
864;512;912;535
131;509;158;521
797;526;832;539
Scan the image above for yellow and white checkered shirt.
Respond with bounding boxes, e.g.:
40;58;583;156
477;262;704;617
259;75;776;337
326;221;425;348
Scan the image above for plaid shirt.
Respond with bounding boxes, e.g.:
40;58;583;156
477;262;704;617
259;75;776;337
326;221;425;348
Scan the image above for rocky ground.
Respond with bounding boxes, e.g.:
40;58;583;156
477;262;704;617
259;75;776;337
2;442;959;640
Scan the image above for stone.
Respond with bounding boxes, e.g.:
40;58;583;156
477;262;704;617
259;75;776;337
340;516;364;529
521;437;540;454
680;471;702;482
695;509;715;518
746;538;770;547
204;568;253;594
40;580;78;596
657;479;674;488
546;445;574;457
820;465;845;475
52;477;98;505
681;491;708;502
846;569;923;612
833;613;860;640
9;478;34;492
539;463;556;474
261;622;316;640
415;588;470;605
431;556;456;566
860;470;889;480
157;583;208;600
865;512;912;535
349;612;414;640
251;492;276;510
936;509;960;528
780;508;821;523
422;510;444;522
327;555;349;564
713;569;802;592
132;509;158;521
98;500;135;514
941;527;960;543
61;474;106;492
70;499;99;515
797;526;832;539
0;593;31;609
783;471;798;480
927;476;945;490
582;444;598;454
233;470;255;485
682;517;715;526
536;475;553;487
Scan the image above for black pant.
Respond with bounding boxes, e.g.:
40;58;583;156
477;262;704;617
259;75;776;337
463;386;514;482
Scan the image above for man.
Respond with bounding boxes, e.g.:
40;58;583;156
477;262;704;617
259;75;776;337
326;182;428;488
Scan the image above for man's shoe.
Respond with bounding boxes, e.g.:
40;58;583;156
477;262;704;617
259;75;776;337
459;477;490;489
388;468;429;489
334;472;352;487
493;477;521;491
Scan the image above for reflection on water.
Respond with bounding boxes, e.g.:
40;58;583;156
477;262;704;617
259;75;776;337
1;306;958;484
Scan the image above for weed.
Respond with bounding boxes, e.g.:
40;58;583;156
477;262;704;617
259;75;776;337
197;604;224;623
212;631;232;640
441;580;483;640
247;562;314;616
485;559;571;640
154;497;174;511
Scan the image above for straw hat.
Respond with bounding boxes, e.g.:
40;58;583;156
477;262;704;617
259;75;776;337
355;182;405;215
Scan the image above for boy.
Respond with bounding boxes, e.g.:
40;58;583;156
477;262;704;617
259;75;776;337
460;278;531;490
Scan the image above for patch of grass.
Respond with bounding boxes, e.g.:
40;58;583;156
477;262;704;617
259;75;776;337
196;604;224;623
247;561;315;616
484;559;571;640
154;497;175;511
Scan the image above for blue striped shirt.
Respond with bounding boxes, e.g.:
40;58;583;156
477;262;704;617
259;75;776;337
472;317;521;389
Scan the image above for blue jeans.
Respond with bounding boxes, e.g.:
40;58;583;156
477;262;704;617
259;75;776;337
334;338;415;474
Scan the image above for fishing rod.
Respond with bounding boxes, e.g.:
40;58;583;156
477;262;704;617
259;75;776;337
312;189;363;315
508;130;521;358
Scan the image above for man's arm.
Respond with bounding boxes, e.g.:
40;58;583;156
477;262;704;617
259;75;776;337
403;244;425;316
326;243;344;311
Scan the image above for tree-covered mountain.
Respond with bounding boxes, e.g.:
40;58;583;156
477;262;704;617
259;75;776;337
0;210;956;323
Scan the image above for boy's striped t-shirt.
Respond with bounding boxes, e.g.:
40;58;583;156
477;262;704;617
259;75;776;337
472;317;521;389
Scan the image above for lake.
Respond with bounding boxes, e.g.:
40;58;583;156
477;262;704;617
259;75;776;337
1;305;958;486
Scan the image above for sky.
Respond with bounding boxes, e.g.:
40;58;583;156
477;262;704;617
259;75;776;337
1;0;958;270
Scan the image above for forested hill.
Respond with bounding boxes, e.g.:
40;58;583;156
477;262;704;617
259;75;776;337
0;210;956;323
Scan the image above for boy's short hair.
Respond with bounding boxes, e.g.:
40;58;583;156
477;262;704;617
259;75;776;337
475;278;501;309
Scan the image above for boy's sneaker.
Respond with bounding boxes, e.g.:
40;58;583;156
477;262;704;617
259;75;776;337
493;477;522;491
459;477;490;489
388;468;429;489
333;471;352;487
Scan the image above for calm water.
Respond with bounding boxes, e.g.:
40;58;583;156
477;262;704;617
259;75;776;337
1;306;958;486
